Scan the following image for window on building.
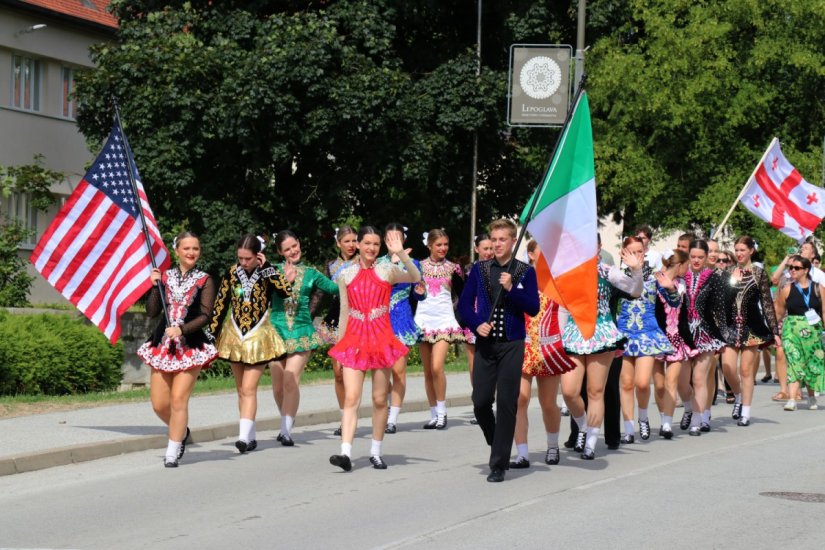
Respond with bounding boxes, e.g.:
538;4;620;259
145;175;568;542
4;193;39;247
11;54;41;112
62;67;78;119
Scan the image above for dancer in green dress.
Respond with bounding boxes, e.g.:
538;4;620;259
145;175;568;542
270;230;339;446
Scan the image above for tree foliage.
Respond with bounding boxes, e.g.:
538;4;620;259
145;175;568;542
75;0;825;271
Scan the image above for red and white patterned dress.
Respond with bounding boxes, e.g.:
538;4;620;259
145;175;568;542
137;268;218;373
523;293;576;376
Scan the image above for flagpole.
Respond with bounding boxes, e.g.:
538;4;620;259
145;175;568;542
711;137;778;240
112;97;171;327
486;75;589;324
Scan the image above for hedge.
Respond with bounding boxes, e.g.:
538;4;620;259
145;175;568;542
0;311;123;396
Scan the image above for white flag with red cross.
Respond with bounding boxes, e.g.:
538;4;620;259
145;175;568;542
741;138;825;243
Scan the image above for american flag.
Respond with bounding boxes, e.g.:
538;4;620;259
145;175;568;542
30;121;169;343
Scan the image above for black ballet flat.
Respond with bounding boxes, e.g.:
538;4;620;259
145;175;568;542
330;454;352;472
573;432;586;453
385;423;397;434
620;434;635;444
235;440;248;454
423;418;438;429
276;433;295;447
247;440;257;452
177;427;191;460
679;412;692;431
164;458;179;468
333;426;342;436
659;427;674;440
700;422;711;432
545;447;560;464
369;455;388;470
580;449;595;460
737;417;751;427
435;415;448;430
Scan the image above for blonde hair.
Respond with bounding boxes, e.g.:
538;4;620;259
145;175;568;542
489;218;517;239
426;228;449;246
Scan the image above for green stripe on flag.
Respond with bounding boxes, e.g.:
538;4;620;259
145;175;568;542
520;92;595;223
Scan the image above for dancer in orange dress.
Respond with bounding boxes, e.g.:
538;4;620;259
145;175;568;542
510;240;576;469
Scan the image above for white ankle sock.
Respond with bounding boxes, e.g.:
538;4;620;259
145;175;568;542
516;443;528;459
341;442;352;457
702;409;711;423
430;406;437;419
370;439;382;457
624;420;635;435
165;439;182;461
684;401;693;413
249;424;257;441
662;415;672;431
741;405;751;419
388;406;401;425
239;418;254;442
280;415;294;436
546;432;559;448
690;412;701;428
436;401;447;416
585;427;600;451
638;408;649;422
574;415;587;430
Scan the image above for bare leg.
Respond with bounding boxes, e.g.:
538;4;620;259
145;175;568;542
430;340;450;402
514;375;533;446
150;370;172;426
278;351;311;417
371;368;391;441
561;357;586;417
341;367;366;444
739;346;759;407
465;342;475;384
168;368;200;441
619;357;636;421
269;358;285;412
420;342;436;407
231;362;265;421
692;353;712;421
662;361;681;417
537;375;562;434
584;352;612;430
390;354;408;409
775;346;789;396
634;356;655;411
721;347;742;395
332;359;345;409
652;361;667;414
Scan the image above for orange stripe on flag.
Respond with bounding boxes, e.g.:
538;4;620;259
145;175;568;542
535;252;599;341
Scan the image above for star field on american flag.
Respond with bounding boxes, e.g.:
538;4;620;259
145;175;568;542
85;132;140;215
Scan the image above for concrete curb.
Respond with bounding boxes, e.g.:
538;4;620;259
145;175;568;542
0;394;474;477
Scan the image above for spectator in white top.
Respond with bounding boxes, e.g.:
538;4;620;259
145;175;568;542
772;241;825;287
633;225;662;270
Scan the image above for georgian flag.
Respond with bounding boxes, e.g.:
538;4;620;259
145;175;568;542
742;138;825;242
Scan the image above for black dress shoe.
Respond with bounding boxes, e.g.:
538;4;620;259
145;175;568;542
235;440;249;454
659;427;674;440
486;468;505;482
369;455;388;469
277;433;295;447
423;418;438;429
435;415;448;430
737;417;751;427
620;434;635;444
385;423;397;434
509;457;530;469
164;458;179;468
679;412;692;431
330;454;353;472
333;426;342;436
580;448;595;460
573;431;586;452
545;447;560;464
177;427;191;460
700;422;711;432
247;440;257;452
731;402;742;420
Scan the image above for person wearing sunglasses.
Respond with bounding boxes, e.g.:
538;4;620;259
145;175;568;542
774;256;825;411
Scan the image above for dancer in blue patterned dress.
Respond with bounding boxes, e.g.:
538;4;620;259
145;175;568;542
617;237;678;444
379;223;426;433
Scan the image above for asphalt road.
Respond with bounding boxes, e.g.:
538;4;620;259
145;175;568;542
1;386;823;550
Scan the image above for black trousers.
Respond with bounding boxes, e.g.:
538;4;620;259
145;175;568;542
567;355;622;447
472;338;523;470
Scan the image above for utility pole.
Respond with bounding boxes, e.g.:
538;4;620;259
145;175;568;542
470;0;482;262
574;0;586;88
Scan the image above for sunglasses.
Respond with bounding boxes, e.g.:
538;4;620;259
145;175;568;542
716;258;731;264
788;265;806;271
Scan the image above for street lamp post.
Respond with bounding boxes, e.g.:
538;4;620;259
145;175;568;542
470;0;482;262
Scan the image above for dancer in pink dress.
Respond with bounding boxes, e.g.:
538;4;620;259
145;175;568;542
328;227;421;472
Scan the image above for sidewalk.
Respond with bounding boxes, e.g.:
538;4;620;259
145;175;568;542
0;372;475;476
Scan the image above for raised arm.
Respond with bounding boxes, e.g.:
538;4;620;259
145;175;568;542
386;232;421;284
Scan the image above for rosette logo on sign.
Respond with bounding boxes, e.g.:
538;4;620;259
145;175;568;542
508;45;572;127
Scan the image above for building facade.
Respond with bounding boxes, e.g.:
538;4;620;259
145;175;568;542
0;0;116;303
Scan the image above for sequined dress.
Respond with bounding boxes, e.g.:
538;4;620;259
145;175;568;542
619;274;676;358
657;277;696;362
137;268;218;372
708;265;779;348
378;255;425;346
523;293;575;376
269;263;338;354
414;258;465;343
684;268;725;354
329;263;408;371
563;264;633;355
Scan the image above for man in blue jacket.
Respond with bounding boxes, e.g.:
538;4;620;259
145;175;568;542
459;219;540;482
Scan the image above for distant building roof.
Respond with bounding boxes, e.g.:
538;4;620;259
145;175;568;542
8;1;118;30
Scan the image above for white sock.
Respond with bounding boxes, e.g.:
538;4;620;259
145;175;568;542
430;406;438;419
388;406;401;425
516;443;529;459
638;408;649;422
734;393;742;404
702;409;711;423
238;418;254;442
585;427;600;451
436;401;447;416
741;405;751;419
370;439;382;457
281;415;294;436
684;401;693;413
546;432;559;448
662;415;672;431
690;412;701;428
165;439;182;461
341;442;352;457
249;424;257;442
624;420;635;435
574;415;587;430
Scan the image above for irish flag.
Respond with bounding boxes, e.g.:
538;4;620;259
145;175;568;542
520;91;598;339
